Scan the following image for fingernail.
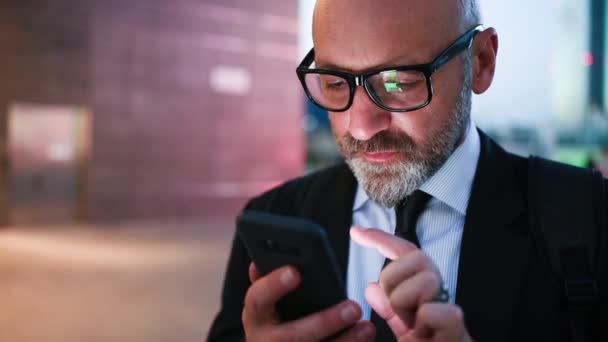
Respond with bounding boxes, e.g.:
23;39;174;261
357;325;373;340
340;304;358;322
280;268;296;286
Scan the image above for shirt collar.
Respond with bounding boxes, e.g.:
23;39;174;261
353;180;369;211
352;121;480;215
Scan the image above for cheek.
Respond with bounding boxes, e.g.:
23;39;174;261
404;77;464;138
391;109;435;141
391;99;453;145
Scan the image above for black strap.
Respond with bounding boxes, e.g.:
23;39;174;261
371;190;432;341
528;156;603;342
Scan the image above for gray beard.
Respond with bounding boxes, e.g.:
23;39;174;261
339;57;473;208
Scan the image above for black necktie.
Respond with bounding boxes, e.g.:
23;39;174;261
370;190;432;341
394;190;431;248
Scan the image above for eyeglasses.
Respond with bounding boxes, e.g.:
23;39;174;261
296;25;483;113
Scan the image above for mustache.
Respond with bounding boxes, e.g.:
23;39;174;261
337;131;416;157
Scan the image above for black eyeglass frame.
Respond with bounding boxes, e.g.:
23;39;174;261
296;25;484;113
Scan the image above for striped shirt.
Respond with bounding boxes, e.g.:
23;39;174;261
346;122;481;320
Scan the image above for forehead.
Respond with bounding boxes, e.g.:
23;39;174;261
312;0;462;72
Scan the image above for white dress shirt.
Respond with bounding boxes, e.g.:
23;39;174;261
346;122;481;320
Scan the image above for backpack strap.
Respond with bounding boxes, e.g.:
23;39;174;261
528;156;604;342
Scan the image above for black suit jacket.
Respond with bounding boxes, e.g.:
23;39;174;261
208;131;608;341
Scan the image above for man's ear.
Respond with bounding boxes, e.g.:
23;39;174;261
471;28;498;95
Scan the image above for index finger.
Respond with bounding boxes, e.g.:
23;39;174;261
243;266;301;325
350;226;418;260
249;262;262;283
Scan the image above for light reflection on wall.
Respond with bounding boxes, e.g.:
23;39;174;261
8;103;90;224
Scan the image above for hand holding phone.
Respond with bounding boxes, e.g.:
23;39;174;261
237;210;347;321
238;211;376;341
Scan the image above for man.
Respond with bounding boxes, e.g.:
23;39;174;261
208;0;608;341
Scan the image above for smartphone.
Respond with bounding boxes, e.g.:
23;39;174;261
237;210;347;322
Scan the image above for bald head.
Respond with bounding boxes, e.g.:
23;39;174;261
313;0;481;36
312;0;482;70
459;0;483;30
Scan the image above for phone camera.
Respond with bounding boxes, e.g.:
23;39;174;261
264;239;276;250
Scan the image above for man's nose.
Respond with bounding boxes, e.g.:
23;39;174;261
347;87;391;141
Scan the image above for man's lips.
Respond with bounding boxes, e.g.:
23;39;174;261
361;151;399;163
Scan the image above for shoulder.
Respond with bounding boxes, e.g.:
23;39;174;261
478;129;606;198
521;153;607;232
245;163;354;214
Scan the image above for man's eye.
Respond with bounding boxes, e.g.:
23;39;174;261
384;80;423;92
324;81;347;90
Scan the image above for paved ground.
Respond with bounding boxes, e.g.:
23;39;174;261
0;217;236;342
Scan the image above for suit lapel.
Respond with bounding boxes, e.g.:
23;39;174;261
303;164;357;281
455;131;530;341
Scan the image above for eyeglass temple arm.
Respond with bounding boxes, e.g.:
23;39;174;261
430;25;484;74
299;48;316;68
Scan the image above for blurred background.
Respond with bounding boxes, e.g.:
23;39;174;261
0;0;606;341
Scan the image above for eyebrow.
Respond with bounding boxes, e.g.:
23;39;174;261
314;61;357;73
315;53;430;74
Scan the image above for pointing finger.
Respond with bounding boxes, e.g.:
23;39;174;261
350;226;418;260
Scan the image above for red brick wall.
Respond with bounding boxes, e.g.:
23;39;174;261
0;0;304;222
